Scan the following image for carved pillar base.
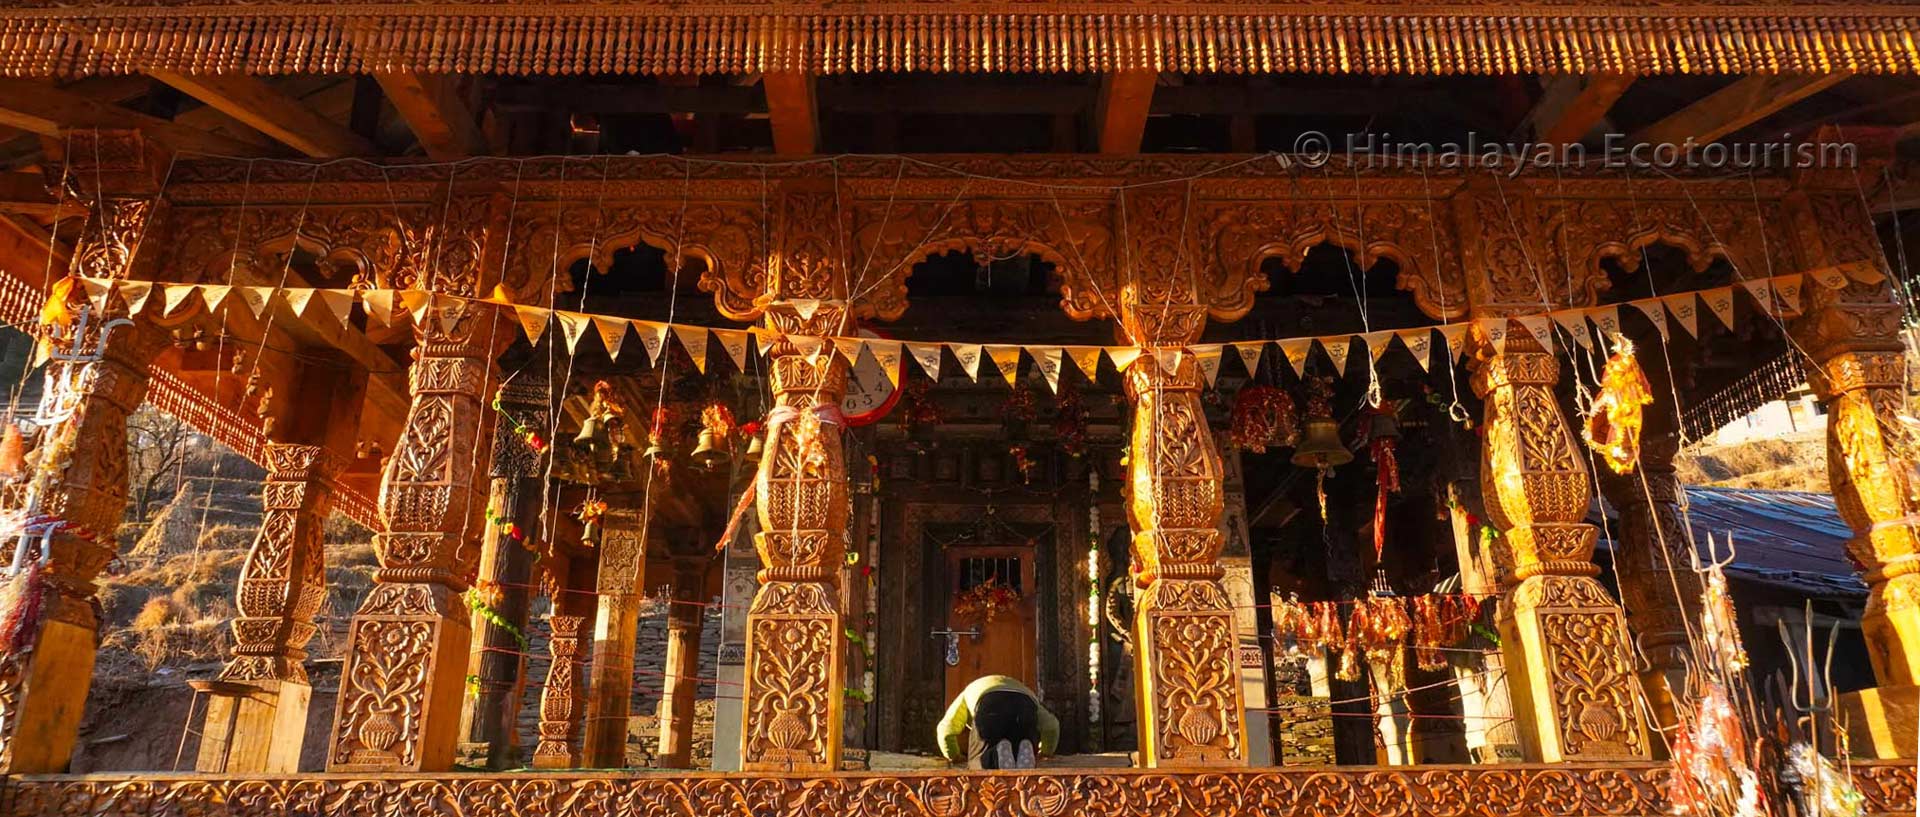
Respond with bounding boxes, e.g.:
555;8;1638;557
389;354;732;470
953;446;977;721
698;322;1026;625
0;609;100;773
532;612;590;769
193;679;310;774
1837;685;1919;759
328;579;473;772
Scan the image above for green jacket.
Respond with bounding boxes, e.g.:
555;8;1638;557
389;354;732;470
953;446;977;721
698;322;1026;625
936;675;1060;762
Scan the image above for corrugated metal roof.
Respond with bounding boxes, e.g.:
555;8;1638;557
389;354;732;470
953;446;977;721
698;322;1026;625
1596;487;1865;597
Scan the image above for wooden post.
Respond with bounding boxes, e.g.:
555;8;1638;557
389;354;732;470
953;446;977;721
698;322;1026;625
197;444;336;773
583;507;647;768
738;186;852;772
1120;315;1247;767
326;302;505;772
656;559;707;768
1470;323;1650;762
532;555;596;769
460;376;547;769
1596;437;1701;752
1442;481;1524;763
0;310;155;773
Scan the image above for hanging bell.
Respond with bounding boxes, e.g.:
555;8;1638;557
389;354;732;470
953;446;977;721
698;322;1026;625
572;416;609;451
690;427;732;471
741;433;765;466
1367;410;1400;441
1291;418;1353;469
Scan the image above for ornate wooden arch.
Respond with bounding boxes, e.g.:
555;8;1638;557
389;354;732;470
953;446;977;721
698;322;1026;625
849;198;1117;323
501;201;768;310
1198;198;1467;323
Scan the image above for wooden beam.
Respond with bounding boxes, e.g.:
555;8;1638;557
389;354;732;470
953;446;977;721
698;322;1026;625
374;72;487;159
149;71;374;158
1633;73;1853;145
763;72;818;155
1095;70;1157;154
0;79;272;156
1531;74;1636;144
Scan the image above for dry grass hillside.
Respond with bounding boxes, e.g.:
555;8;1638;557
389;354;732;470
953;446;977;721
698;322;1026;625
1674;432;1828;492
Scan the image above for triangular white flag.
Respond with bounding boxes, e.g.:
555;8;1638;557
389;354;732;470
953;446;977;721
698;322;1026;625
163;284;198;315
1234;342;1264;378
1438;324;1469;362
237;286;273;319
1364;331;1393;363
514;306;550;346
907;342;943;381
1630;300;1669;341
283;288;316;319
1806;265;1850;290
1194;344;1225;386
869;341;904;389
1067;347;1103;382
1106;347;1143;373
78;278;111;311
986;345;1023;387
832;337;865;367
1552;311;1593;349
399;290;433;325
117;281;154;314
791;299;822;320
318;289;355;329
1034;346;1065;393
1773;274;1804;315
951;344;985;382
717;329;750;372
556;312;592;352
1661;293;1700;337
593;317;629;360
1741;280;1776;317
636;322;670;365
754;328;778;356
1701;287;1736;331
673;326;710;373
1516;315;1554;353
1396;330;1432;371
362;289;394;326
1279;339;1311;376
1476;318;1509;354
200;285;233;313
1321;337;1352;376
1587;306;1623;340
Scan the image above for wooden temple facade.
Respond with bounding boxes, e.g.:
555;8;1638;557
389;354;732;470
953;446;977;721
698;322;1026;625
0;2;1913;817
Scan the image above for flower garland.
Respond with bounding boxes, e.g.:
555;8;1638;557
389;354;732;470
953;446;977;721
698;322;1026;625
1086;466;1102;725
1272;592;1486;684
952;578;1022;624
1055;384;1089;457
490;388;548;455
484;505;529;551
461;580;529;650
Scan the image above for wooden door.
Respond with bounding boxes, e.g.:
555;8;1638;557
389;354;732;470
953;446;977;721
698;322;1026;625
943;546;1037;703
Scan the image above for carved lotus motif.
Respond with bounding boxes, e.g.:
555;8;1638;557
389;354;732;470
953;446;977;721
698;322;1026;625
1176;704;1220;747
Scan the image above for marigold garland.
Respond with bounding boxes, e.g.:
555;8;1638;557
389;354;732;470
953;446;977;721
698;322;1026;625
1585;333;1654;475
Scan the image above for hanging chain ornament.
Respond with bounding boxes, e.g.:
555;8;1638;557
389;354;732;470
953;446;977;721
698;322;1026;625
1584;332;1654;474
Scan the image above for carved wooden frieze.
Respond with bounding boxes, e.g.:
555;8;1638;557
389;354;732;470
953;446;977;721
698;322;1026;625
3;763;1915;817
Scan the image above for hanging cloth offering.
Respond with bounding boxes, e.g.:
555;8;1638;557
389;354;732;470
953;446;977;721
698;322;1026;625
1228;384;1298;453
1361;405;1401;563
1584;333;1654;474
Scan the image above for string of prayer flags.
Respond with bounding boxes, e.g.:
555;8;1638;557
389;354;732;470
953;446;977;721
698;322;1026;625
76;267;1871;390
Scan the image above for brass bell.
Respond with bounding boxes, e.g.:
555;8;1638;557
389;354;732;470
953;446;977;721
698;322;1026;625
573;416;609;450
741;433;764;466
690;427;731;471
1291;418;1353;469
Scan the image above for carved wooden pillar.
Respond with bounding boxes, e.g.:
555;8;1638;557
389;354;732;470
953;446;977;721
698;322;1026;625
196;444;336;773
657;558;707;769
1596;436;1701;749
740;301;850;772
461;376;547;769
532;555;596;769
1470;325;1650;762
0;310;155;773
583;507;647;768
327;302;505;772
1120;300;1247;768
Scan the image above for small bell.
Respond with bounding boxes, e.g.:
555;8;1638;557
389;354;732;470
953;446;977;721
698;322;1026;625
1291;418;1353;469
690;427;732;471
573;416;608;451
742;433;764;466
